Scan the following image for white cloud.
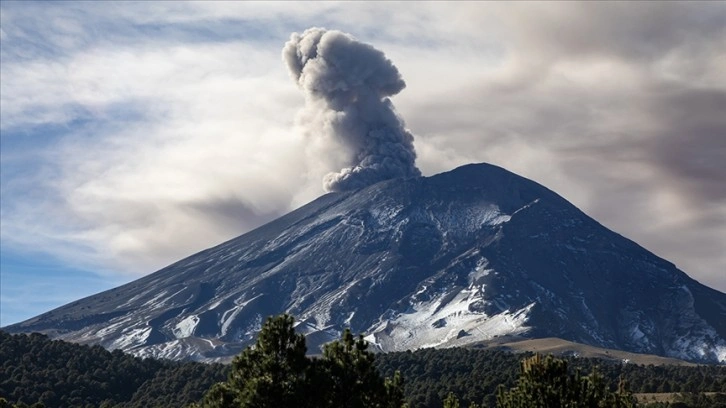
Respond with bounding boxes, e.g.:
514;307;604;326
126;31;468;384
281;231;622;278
2;37;314;273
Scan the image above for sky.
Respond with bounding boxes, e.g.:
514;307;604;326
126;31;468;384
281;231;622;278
1;1;725;327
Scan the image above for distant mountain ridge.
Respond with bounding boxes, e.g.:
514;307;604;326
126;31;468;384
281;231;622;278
6;162;726;363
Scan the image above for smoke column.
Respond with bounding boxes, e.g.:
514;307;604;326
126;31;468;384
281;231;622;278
283;27;421;192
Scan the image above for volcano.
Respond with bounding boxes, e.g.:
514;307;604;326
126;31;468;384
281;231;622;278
6;163;726;363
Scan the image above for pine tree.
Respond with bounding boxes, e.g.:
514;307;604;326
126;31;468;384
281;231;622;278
443;392;460;408
316;329;384;407
195;314;407;408
496;354;637;408
196;314;312;408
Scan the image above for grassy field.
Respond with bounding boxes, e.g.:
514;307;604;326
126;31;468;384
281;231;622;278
474;336;697;366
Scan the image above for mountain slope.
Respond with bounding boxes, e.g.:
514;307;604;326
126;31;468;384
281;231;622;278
6;163;726;363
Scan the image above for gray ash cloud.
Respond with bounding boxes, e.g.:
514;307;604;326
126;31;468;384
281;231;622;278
283;27;420;192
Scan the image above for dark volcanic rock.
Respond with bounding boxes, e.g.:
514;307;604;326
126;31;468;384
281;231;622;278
6;163;726;363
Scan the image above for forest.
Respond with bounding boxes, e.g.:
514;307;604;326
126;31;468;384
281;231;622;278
1;325;725;408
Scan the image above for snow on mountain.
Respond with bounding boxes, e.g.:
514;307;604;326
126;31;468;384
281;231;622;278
5;163;726;363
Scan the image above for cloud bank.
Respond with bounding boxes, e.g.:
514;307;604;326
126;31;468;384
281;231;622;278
283;27;420;192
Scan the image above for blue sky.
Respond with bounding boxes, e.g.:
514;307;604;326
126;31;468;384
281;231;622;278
2;2;725;326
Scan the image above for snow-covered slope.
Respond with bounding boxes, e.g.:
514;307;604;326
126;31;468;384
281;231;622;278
6;163;726;363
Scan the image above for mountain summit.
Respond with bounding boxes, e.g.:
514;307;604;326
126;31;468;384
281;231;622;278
6;163;726;363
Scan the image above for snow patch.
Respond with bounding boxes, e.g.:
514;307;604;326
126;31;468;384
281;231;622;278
716;346;726;363
110;326;151;350
367;283;534;352
370;205;405;225
468;257;492;283
344;312;356;326
220;294;262;336
174;315;199;339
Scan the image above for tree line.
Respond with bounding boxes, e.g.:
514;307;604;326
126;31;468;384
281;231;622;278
1;316;725;407
0;330;226;407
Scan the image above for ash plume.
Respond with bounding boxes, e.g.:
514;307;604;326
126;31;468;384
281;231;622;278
283;27;421;192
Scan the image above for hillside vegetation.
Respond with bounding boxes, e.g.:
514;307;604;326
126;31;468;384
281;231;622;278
1;329;725;407
0;331;227;407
